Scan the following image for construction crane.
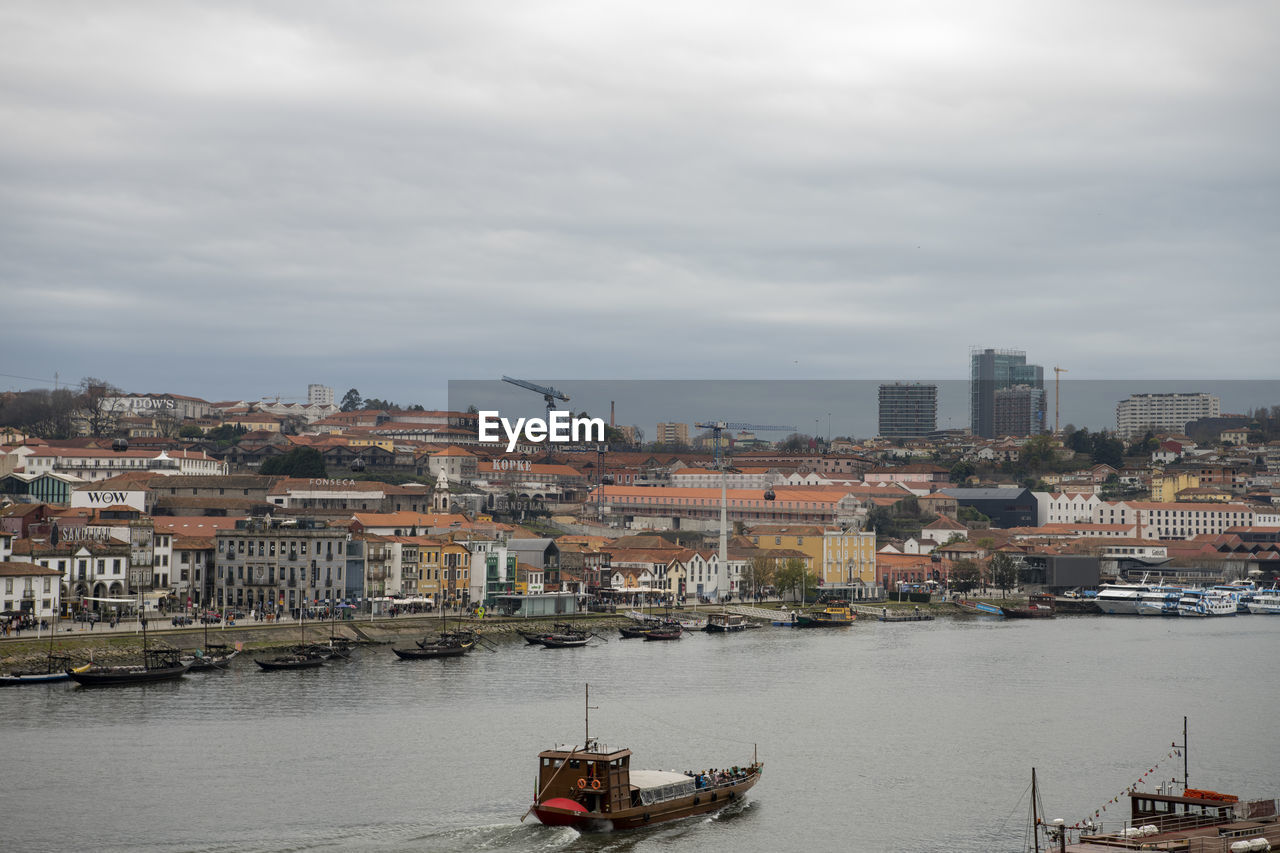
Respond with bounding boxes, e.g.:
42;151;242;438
694;421;796;469
695;420;797;577
1053;367;1068;434
501;376;569;420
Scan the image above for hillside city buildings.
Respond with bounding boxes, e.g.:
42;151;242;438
2;375;1278;622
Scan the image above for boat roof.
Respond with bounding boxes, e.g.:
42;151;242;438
539;745;631;760
629;770;694;790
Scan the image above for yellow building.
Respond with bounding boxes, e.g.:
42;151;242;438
348;436;396;451
414;536;472;607
746;525;876;585
1150;470;1200;503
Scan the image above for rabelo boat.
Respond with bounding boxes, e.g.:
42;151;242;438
525;684;763;832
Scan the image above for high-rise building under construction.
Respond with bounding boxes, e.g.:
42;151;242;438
970;348;1045;438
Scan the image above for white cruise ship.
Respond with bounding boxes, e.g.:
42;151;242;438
1135;586;1185;616
1094;582;1151;615
1177;588;1238;617
1246;590;1280;615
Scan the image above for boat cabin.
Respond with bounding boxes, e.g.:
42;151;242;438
1129;788;1239;833
538;745;632;814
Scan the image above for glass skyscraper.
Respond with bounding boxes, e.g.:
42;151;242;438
969;348;1045;438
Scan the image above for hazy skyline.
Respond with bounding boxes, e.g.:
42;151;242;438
3;2;1278;406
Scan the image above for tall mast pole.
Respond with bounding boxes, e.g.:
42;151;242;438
1032;767;1041;853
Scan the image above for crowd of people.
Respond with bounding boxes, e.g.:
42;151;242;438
684;766;752;789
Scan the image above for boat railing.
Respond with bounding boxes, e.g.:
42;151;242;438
1079;805;1271;846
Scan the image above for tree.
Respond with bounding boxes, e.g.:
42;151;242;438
950;460;975;483
739;556;775;601
205;423;248;444
775;557;817;603
988;552;1020;598
153;407;183;439
950;559;982;594
259;447;327;477
340;389;362;412
178;424;204;439
779;433;812;453
80;377;122;438
1020;434;1055;472
0;388;80;439
1091;434;1124;469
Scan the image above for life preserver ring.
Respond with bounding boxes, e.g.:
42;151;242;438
577;778;587;789
591;778;601;790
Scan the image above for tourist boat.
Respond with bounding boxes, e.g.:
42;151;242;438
795;604;854;627
1177;588;1238;617
617;623;654;639
392;642;470;659
1;657;90;686
395;607;481;659
69;606;190;686
642;625;683;641
257;606;328;670
702;611;748;633
537;633;592;648
182;617;241;670
254;651;326;670
1026;718;1280;852
1;613;91;685
1245;589;1280;615
524;684;763;831
70;648;190;686
1135;586;1185;617
1093;581;1152;615
183;644;240;671
1000;593;1055;619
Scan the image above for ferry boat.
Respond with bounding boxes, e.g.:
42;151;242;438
795;603;855;627
1093;581;1151;615
1135;586;1185;616
1177;588;1238;617
525;685;763;831
1246;590;1280;615
702;611;749;632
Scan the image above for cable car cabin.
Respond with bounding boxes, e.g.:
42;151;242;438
538;746;632;815
111;438;129;453
1129;789;1239;833
350;458;366;472
763;488;776;501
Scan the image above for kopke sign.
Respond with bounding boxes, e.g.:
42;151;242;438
478;411;604;452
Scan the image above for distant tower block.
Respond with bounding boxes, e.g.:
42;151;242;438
308;384;334;407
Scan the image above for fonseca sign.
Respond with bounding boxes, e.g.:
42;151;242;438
478;411;604;452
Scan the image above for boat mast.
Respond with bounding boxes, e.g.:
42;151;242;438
1032;767;1041;853
584;682;597;749
1173;716;1188;791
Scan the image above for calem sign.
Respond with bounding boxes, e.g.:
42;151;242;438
478;411;604;452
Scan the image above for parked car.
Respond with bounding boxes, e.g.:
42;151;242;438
74;612;101;623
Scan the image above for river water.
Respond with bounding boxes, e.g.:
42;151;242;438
5;614;1279;853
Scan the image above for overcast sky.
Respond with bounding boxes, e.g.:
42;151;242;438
2;1;1278;410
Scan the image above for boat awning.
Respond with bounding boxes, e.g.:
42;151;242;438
629;770;694;790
